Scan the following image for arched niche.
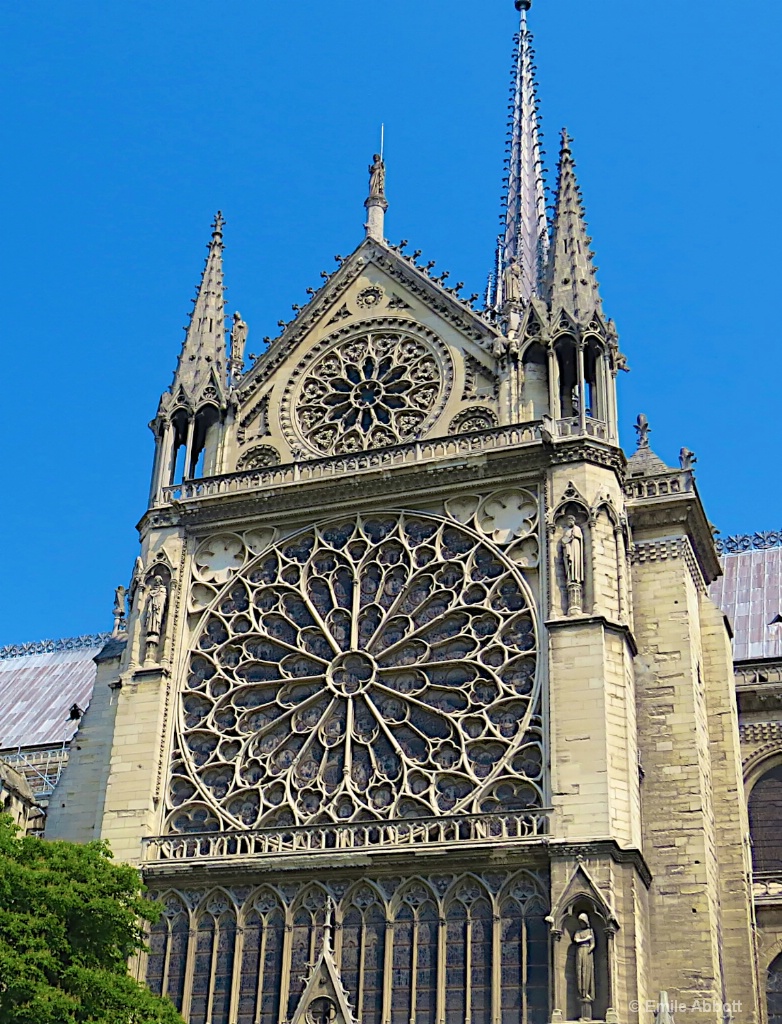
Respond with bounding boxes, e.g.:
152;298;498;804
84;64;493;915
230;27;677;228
769;952;782;1024
749;764;782;873
554;335;579;418
521;341;550;420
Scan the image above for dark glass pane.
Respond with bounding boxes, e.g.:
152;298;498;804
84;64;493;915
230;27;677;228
146;922;167;997
262;912;285;1024
392;907;414;1024
362;907;386;1024
769;953;782;1024
445;905;467;1024
340;908;362;1007
501;909;523;1024
750;767;782;872
211;915;237;1024
190;917;216;1024
167;916;190;1011
526;914;550;1024
470;900;493;1024
288;915;313;1017
237;912;262;1024
416;903;438;1024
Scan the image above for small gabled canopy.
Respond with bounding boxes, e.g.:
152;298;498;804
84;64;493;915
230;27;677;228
166;212;228;413
288;919;357;1024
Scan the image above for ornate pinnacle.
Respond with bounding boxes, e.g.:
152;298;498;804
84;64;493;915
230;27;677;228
489;0;548;312
635;414;651;450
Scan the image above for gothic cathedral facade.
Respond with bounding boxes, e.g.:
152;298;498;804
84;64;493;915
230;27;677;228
46;2;762;1021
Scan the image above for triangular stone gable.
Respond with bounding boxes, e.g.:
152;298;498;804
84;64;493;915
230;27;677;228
288;937;357;1024
550;863;619;929
230;238;505;468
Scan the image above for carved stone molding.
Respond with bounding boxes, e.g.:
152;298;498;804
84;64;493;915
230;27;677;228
741;722;782;746
631;535;706;594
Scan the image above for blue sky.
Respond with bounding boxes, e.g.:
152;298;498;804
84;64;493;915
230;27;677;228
1;0;779;645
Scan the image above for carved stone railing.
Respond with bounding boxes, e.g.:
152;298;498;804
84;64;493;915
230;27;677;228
142;810;552;863
623;470;692;501
160;425;545;505
752;873;782;903
556;417;609;441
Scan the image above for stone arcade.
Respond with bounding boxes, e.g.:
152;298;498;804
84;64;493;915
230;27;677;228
44;2;769;1022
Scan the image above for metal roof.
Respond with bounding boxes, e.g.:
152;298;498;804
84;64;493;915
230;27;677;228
711;542;782;662
0;636;107;751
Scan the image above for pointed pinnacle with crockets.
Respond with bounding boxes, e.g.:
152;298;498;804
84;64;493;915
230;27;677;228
546;130;603;321
490;0;548;311
170;212;228;404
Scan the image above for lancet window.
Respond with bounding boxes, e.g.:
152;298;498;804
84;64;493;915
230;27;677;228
144;872;550;1024
749;764;782;873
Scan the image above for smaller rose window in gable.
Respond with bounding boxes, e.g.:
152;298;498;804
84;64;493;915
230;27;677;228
287;322;451;457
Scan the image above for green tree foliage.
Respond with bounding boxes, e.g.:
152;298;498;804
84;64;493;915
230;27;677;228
0;816;184;1024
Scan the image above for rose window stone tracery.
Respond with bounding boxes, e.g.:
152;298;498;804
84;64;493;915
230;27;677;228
169;513;542;833
288;325;450;456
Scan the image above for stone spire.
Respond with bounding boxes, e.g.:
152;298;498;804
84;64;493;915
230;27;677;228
170;212;228;406
489;0;548;311
546;130;603;320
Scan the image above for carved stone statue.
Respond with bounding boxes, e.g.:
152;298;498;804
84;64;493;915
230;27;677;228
368;154;386;199
679;447;697;472
573;913;596;1020
112;586;127;637
130;556;144;608
230;311;248;377
561;516;585;615
503;257;523;306
144;574;168;642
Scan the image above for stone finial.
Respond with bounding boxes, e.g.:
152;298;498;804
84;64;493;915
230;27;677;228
655;992;676;1024
635;414;651;450
365;153;388;241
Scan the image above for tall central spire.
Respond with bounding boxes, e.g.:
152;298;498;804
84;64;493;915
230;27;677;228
488;0;549;312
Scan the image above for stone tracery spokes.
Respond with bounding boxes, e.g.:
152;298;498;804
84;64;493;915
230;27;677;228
169;514;543;833
295;330;447;456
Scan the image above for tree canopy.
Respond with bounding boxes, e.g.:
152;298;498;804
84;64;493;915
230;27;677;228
0;816;184;1024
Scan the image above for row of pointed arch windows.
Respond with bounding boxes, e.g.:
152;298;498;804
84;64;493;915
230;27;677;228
146;878;549;1024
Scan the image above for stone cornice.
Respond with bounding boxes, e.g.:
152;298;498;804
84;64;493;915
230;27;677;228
137;434;625;538
631;535;707;594
545;616;638;657
627;477;721;584
547;840;653;889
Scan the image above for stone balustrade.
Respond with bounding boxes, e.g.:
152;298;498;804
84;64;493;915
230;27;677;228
142;810;551;863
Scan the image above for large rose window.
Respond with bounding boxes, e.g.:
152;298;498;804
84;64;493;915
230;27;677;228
288;325;450;456
168;514;543;833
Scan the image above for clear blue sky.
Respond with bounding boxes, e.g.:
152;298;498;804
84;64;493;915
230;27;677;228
1;0;779;645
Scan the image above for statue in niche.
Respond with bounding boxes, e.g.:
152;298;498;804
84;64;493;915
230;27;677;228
230;311;248;377
143;574;168;643
573;912;596;1020
503;256;523;306
561;515;585;615
368;154;386;199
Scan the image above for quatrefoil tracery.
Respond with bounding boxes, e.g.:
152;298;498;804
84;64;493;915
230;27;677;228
169;514;542;833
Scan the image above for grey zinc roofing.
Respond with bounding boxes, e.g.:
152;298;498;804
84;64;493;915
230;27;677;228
0;638;106;751
711;548;782;661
